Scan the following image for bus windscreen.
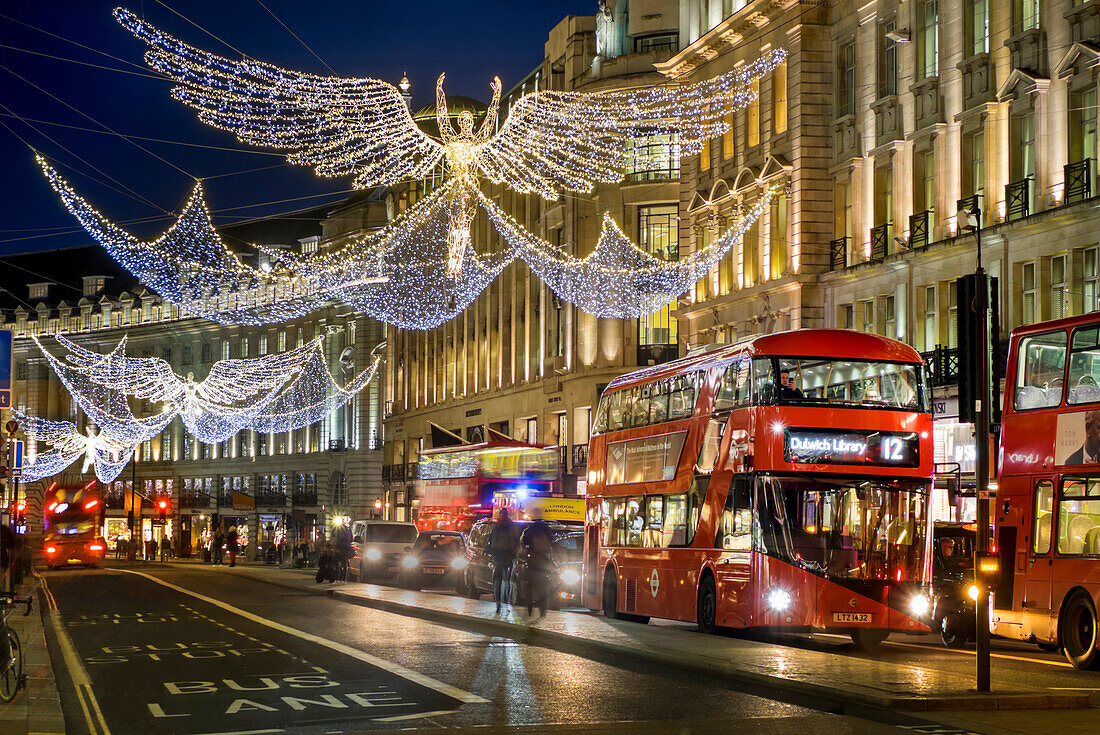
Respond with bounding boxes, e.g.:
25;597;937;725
775;358;927;410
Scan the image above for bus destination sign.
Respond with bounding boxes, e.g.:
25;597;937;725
784;428;919;467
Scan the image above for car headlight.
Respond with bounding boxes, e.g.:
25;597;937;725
559;568;581;586
401;555;419;569
766;588;791;611
365;548;381;561
908;594;931;618
451;556;468;570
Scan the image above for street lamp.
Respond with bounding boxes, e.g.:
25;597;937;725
957;198;993;693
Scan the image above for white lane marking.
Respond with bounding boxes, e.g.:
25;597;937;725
191;730;285;735
373;709;461;722
884;639;1074;668
49;609;112;735
1048;686;1100;690
116;568;488;704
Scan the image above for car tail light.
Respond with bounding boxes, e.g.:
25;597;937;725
46;546;57;554
89;544;104;552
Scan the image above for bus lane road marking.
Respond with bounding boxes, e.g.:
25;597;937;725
883;639;1074;668
48;569;484;733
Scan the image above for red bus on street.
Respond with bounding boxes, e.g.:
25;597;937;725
993;312;1100;668
43;480;107;569
582;329;935;648
414;440;562;533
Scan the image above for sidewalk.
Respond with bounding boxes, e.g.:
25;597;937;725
177;562;1090;713
0;580;65;735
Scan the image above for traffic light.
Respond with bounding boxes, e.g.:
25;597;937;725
955;275;1000;424
157;498;169;522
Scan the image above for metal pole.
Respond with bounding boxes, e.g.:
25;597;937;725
973;211;992;693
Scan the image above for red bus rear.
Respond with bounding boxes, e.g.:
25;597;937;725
414;440;562;533
994;312;1100;668
583;329;934;648
43;480;107;569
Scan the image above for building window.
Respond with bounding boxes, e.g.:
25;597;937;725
639;205;679;349
841;304;855;329
699;139;711;172
240;338;249;358
769;195;787;280
82;276;106;296
838;41;856;117
182;433;194;461
301;236;320;255
1085;247;1100;314
526;417;538;445
200;442;211;460
874;166;893;235
966;130;985;202
879;21;898;97
968;0;990;56
221;341;230;360
625;135;680;182
742;219;759;287
773;61;787;134
923;287;937;350
161;346;172;364
259;334;268;356
634;32;677;54
201;342;211;363
1013;0;1040;35
28;283;48;300
1052;255;1068;320
1011;112;1036;201
884;295;896;338
162;429;173;460
746;79;760;147
277;331;287;352
15;362;27;381
861;300;875;333
722;113;734;159
948;281;958;349
1022;261;1037;324
918;0;939;80
1070;88;1098;175
182;344;192;365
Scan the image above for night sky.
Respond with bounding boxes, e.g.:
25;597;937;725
0;1;596;255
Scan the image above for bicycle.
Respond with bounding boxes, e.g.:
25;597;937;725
0;592;33;703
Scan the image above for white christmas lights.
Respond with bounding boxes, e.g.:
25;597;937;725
12;410;136;484
31;334;382;447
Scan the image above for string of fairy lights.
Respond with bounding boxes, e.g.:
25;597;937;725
12;410;136;483
15;334;382;483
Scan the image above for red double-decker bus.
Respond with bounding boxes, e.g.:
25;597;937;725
43;481;107;569
414;440;562;533
993;312;1100;668
583;329;935;648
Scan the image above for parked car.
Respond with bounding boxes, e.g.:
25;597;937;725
509;527;583;609
397;531;467;590
349;520;419;582
457;518;582;602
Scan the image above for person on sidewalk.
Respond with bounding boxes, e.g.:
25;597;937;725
488;508;520;614
316;542;338;583
159;535;170;563
522;513;555;621
227;525;239;567
334;526;352;581
212;525;225;566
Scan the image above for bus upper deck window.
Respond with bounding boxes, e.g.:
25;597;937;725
1068;326;1100;405
649;380;670;423
629;385;652;428
753;358;776;404
1014;330;1067;410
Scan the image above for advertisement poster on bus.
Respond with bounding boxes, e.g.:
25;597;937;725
605;431;687;485
1056;410;1100;465
0;329;11;408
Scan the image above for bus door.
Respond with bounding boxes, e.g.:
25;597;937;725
1022;478;1056;639
715;476;753;626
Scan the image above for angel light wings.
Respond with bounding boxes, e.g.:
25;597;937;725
53;9;787;329
14;334;382;483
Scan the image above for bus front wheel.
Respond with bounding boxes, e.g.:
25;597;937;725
697;576;718;634
602;570;621;619
850;629;888;651
1062;592;1100;670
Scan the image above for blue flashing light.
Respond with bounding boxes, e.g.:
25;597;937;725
516;486;531;500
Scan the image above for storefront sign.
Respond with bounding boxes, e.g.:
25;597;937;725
605;431;687;485
784;428;919;467
231;491;255;511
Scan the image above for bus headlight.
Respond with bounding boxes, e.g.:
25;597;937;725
766;588;791;611
559;569;581;586
450;557;468;570
401;555;419;569
365;548;381;562
967;584;980;601
908;594;931;618
45;546;57;555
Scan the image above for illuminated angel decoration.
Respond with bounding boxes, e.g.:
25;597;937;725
71;9;787;326
12;410;136;484
31;334;382;446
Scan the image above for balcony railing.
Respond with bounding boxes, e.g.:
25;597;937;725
956;195;980;226
909;210;933;249
870;224;890;261
1065;159;1092;204
255;492;287;507
291;492;318;506
921;346;960;388
572;443;589;471
328;439;346;452
178;493;212;509
1005;178;1030;221
217;492;233;508
830;236;848;270
105;492;125;509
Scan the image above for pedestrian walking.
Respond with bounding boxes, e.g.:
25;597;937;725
334;526;351;581
227;525;239;567
487;508;520;614
316;542;338;583
213;525;225;565
114;535;125;561
159;535;170;563
522;514;555;621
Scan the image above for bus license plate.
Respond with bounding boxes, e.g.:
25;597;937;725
832;612;872;623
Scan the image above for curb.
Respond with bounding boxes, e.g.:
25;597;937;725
213;566;1089;713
